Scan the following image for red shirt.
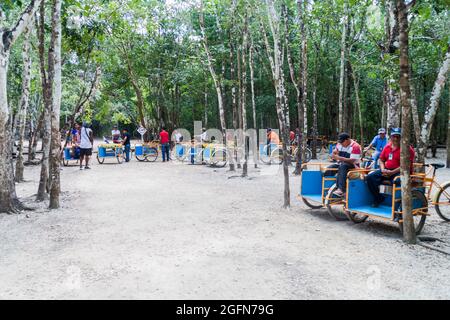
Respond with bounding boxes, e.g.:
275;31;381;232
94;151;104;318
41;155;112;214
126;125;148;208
289;131;295;141
380;143;415;172
160;130;169;144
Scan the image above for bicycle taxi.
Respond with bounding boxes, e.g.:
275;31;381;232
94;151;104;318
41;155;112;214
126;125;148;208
135;140;159;162
300;162;429;234
62;147;80;166
299;163;363;220
97;143;124;164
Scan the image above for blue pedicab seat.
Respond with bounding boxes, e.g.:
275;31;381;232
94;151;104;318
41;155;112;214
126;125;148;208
300;163;337;208
63;147;80;166
345;172;428;234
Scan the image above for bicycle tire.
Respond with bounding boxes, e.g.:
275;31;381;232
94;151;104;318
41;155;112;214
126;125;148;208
324;185;348;221
434;181;450;222
398;190;427;235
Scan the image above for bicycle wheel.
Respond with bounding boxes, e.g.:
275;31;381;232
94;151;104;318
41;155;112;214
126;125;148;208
271;147;283;165
434;181;450;222
211;149;228;168
346;211;368;224
324;185;348;221
398;190;427;235
302;197;323;210
304;148;312;163
116;148;124;164
97;155;105;164
144;147;158;162
260;145;272;164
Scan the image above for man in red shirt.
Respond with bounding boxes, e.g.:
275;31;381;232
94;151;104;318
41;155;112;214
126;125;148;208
366;128;415;213
160;127;170;162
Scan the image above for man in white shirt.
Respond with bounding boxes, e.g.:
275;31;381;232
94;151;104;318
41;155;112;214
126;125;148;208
79;122;94;170
111;125;121;143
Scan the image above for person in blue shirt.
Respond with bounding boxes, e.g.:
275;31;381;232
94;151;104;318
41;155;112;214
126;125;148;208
364;128;388;169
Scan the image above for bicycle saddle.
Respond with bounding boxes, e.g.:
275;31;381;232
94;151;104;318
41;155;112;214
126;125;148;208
430;163;445;169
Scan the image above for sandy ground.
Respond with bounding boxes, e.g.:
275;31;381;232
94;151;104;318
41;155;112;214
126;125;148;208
0;142;450;299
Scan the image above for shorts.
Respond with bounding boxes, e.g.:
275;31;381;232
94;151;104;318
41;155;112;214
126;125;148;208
80;148;92;157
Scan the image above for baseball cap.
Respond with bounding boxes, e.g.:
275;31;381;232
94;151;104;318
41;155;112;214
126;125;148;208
337;132;350;143
378;128;386;134
390;128;402;136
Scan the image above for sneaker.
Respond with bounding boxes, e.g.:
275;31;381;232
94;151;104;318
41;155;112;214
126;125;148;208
393;213;402;222
333;189;344;197
85;166;91;170
79;167;83;170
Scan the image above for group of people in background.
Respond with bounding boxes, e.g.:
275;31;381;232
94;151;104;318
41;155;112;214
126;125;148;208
67;122;94;170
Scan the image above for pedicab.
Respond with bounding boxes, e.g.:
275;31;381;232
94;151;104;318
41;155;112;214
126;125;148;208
135;141;158;162
97;143;124;164
299;163;360;220
181;141;214;165
62;147;80;166
344;170;428;235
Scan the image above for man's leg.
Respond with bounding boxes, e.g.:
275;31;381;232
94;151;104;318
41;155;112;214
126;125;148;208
85;155;90;168
323;163;340;177
337;163;354;192
125;145;130;162
366;170;385;204
165;143;170;161
162;144;166;162
79;154;84;169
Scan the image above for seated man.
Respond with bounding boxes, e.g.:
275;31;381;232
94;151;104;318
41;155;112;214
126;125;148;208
365;128;415;216
325;133;362;197
112;125;121;144
364;128;388;169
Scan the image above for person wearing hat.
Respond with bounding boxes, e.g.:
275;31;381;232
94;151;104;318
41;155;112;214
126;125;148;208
366;128;415;216
111;125;121;144
364;128;388;169
325;132;362;197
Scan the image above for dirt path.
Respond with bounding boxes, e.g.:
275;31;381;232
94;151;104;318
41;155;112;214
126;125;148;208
1;153;450;299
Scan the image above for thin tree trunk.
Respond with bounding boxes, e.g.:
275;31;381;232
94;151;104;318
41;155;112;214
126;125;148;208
350;63;364;145
397;0;415;244
0;0;42;212
15;27;32;183
338;0;348;133
266;0;290;208
417;46;450;163
241;12;249;177
447;92;450;168
37;0;55;201
49;0;62;209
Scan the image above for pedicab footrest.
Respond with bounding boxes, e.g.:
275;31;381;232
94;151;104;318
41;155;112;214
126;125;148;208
349;205;392;219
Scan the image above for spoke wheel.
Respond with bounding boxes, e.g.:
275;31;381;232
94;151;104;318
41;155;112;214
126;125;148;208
271;147;283;165
211;149;227;168
346;211;368;224
97;155;105;164
324;185;348;221
302;197;323;210
144;147;158;162
260;145;272;164
398;190;427;235
434;183;450;222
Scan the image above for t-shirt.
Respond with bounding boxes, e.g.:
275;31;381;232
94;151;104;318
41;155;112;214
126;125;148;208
335;140;362;166
371;135;388;153
267;131;280;144
71;129;80;144
80;127;93;149
122;132;131;145
160;131;169;144
112;129;121;141
380;143;415;172
289;131;295;141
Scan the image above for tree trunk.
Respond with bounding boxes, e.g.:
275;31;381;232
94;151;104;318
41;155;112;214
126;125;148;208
0;0;43;212
338;0;348;133
37;0;55;201
386;0;401;130
397;0;415;244
266;0;290;208
15;27;32;183
350;63;364;145
447;92;450;169
241;12;249;177
49;0;62;209
417;46;450;163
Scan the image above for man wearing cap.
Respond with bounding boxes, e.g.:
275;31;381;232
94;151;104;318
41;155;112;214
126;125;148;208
366;128;415;215
325;132;362;197
364;128;388;169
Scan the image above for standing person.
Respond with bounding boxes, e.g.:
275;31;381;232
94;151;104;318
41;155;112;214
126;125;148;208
266;128;280;156
112;125;121;144
121;128;131;162
364;128;388;169
79;122;93;170
160;127;170;162
324;132;362;197
365;128;415;215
